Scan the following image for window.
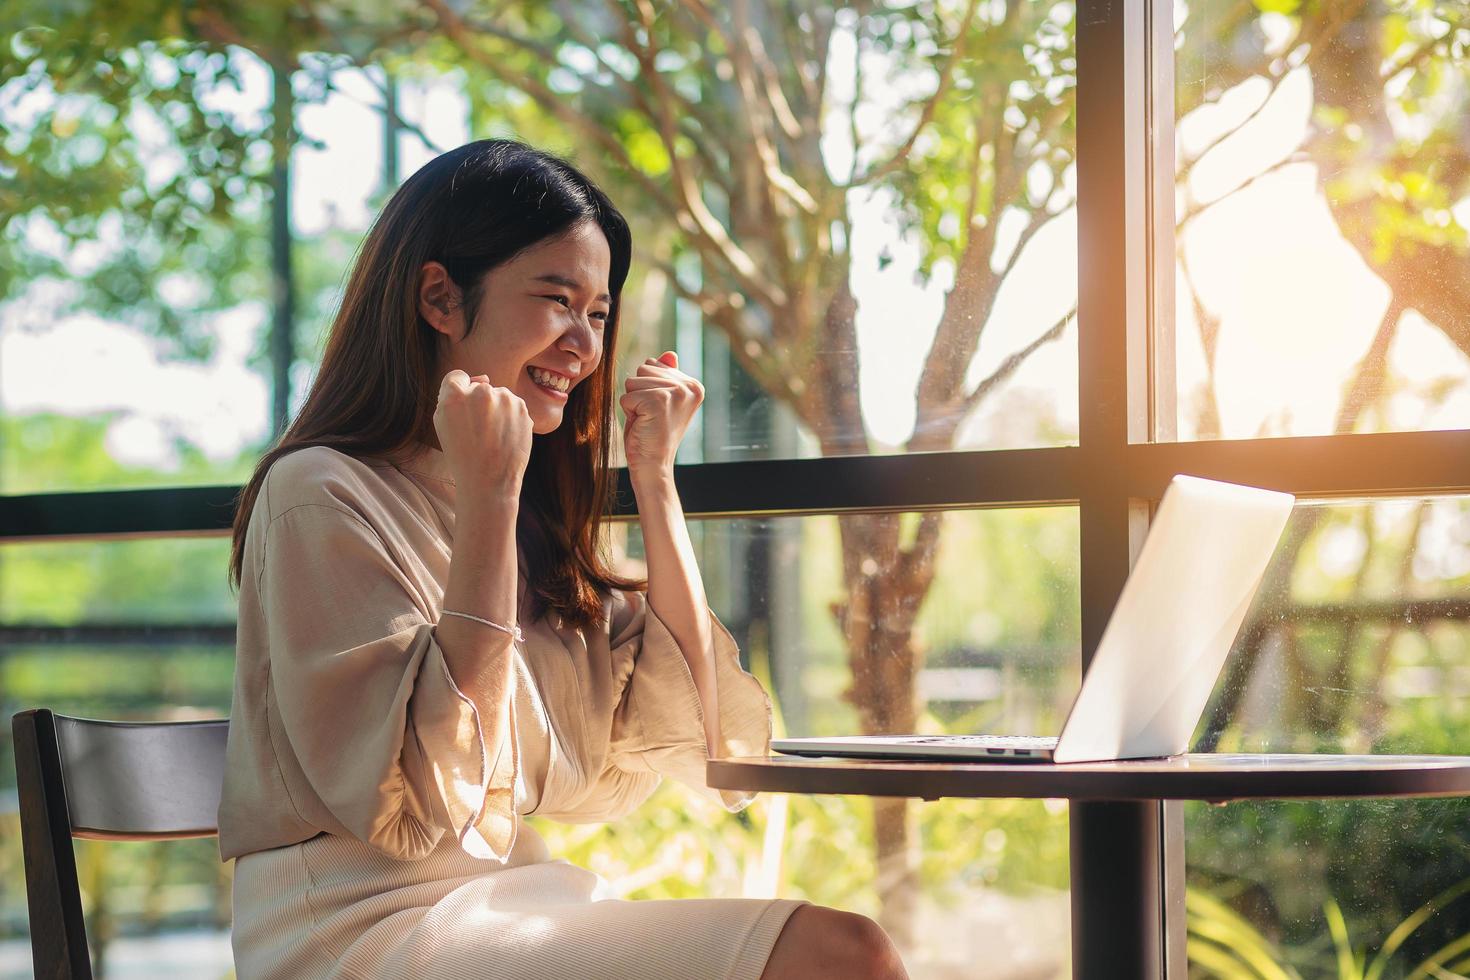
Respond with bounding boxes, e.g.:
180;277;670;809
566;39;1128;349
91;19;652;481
1186;498;1470;969
1172;1;1470;441
4;1;1468;976
0;538;235;967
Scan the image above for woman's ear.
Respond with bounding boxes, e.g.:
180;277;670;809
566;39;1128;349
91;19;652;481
417;261;464;338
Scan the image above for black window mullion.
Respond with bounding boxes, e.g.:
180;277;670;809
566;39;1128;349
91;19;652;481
1076;0;1177;975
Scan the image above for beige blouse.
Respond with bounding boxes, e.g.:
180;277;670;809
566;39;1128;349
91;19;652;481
217;443;773;864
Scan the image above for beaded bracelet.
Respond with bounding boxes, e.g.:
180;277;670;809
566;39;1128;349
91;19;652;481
440;609;525;643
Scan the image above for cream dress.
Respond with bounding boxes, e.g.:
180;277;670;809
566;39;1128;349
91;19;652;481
218;444;806;979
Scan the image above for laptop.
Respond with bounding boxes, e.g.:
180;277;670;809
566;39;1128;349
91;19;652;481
771;474;1295;764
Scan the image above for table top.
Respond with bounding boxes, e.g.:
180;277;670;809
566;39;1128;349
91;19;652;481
706;753;1470;803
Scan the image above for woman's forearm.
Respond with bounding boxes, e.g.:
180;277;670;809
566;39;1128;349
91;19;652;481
631;468;723;756
434;495;520;717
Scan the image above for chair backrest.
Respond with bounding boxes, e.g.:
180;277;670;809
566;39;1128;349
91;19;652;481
10;707;229;980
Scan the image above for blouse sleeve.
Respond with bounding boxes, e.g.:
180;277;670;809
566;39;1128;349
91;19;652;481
531;758;662;825
605;590;774;811
259;503;520;863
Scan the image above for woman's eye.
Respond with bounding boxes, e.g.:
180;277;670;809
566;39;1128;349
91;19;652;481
544;295;606;324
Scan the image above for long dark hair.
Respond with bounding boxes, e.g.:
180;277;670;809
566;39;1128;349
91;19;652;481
229;139;645;629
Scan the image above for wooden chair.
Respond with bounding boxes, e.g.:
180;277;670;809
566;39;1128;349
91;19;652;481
10;707;229;979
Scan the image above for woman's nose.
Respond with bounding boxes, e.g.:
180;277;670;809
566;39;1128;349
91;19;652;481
559;317;599;359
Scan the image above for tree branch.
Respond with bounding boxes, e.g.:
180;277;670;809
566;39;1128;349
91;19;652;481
423;0;788;311
744;11;803;142
1335;294;1406;434
1176;0;1364;187
539;9;733;193
907;71;1018;450
959;309;1074;415
650;254;799;408
674;0;732;46
611;0;792;309
420;0;683;218
185;7;288;67
844;0;982;188
773;0;821;119
1177;154;1302;227
725;0;819;214
847;19;863;186
998;205;1054;282
897;510;945;601
352;65;447;156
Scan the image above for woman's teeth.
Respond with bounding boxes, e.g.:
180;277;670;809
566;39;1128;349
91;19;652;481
528;367;571;393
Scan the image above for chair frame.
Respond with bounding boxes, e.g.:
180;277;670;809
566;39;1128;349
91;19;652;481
11;707;229;980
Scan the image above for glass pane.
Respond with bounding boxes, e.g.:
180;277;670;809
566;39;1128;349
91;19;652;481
535;506;1080;977
2;8;1077;496
1172;2;1470;441
0;53;470;495
0;508;1078;977
0;537;237;973
0;43;277;494
636;3;1081;461
1187;498;1470;973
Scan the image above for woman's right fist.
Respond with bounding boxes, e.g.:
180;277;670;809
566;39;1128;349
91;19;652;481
433;369;533;497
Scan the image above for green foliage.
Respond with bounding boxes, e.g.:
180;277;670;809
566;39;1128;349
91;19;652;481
0;411;263;494
1189;887;1303;980
1187;791;1470;975
1251;0;1303;15
1187;876;1470;980
889;0;1077;280
1;27;274;360
525;783;1069;914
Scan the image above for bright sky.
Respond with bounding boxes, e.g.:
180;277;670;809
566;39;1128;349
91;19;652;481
1;28;1467;470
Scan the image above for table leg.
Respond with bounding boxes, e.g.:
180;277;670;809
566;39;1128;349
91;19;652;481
1070;800;1164;979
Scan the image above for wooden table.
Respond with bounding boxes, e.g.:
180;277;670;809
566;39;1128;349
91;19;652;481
708;753;1470;979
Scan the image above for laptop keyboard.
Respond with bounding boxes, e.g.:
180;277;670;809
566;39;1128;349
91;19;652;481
884;734;1058;747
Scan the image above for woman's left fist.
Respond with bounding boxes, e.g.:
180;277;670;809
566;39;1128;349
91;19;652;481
620;350;704;473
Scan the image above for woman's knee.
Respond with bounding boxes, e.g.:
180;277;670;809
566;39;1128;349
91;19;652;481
762;904;907;980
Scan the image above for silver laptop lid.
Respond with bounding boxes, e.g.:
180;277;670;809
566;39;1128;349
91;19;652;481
1051;475;1295;764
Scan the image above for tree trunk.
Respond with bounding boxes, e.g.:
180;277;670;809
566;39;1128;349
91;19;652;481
803;273;937;947
835;509;924;947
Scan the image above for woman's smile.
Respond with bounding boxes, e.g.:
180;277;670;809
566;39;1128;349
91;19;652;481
527;365;573;400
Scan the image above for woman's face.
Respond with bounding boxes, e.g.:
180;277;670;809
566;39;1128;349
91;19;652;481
421;220;612;435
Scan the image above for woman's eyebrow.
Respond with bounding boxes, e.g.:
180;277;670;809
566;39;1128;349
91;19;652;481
531;273;611;303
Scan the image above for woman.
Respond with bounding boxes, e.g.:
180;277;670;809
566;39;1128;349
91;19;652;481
218;139;906;980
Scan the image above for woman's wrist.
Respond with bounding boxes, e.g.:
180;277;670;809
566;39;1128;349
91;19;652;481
457;490;520;523
628;463;677;496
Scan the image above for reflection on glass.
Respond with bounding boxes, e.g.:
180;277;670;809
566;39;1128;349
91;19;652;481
1173;1;1470;441
1188;498;1470;973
